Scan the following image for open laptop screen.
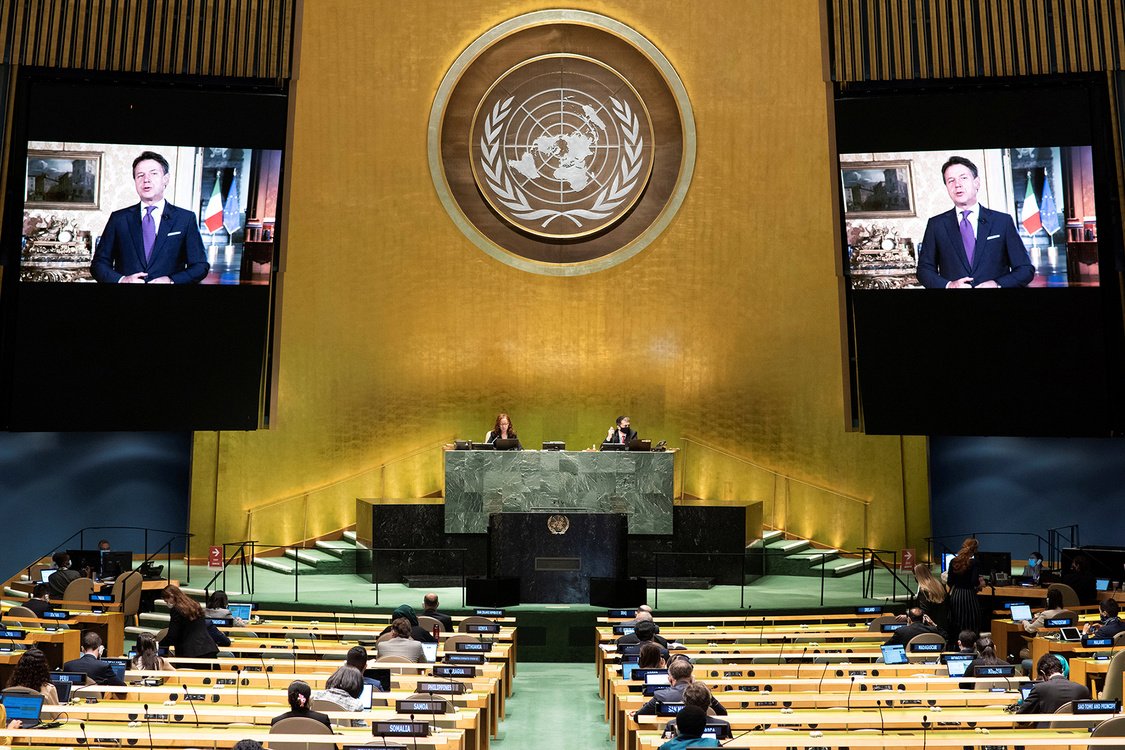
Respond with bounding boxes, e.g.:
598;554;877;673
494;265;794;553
1;693;44;725
227;603;252;622
945;655;973;677
1009;603;1032;621
421;642;438;662
880;644;907;665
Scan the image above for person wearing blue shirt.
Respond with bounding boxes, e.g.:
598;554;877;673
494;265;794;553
658;705;719;749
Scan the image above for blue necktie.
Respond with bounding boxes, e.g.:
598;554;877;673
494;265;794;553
142;205;156;262
959;209;975;267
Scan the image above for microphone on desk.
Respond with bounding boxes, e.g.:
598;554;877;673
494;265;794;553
816;659;831;694
78;720;89;745
308;630;319;658
349;599;357;622
290;637;299;672
142;703;155;750
794;647;808;678
921;713;930;750
260;651;272;689
332;610;340;639
876;700;885;734
181;683;200;727
846;675;856;712
235;667;242;706
721;727;757;747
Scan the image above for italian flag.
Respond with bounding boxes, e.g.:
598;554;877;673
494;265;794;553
203;174;224;232
1020;174;1041;235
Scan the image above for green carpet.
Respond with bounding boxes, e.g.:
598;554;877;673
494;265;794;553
491;663;612;749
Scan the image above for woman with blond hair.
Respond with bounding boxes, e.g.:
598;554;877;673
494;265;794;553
946;537;982;637
912;563;951;639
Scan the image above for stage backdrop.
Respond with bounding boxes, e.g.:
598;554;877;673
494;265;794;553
188;0;930;556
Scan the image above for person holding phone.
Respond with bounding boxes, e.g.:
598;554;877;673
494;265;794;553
606;415;637;445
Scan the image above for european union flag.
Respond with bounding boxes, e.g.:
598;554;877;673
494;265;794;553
222;171;241;235
1040;175;1061;236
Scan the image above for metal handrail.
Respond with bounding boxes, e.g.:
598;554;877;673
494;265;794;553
24;525;193;584
363;547;467;608
923;529;1074;569
652;551;751;610
859;547;912;601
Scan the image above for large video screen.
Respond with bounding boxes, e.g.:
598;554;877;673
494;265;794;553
842;146;1098;290
21;142;280;286
0;70;288;430
835;76;1125;437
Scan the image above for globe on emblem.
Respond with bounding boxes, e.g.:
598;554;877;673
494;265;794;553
546;514;570;535
471;54;654;239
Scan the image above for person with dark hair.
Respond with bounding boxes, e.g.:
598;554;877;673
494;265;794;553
204;590;248;626
346;645;382;691
232;741;264;750
376;618;425;662
606;416;638;445
421;593;452;632
1084;598;1124;640
271;680;331;728
658;704;719;749
1018;654;1089;720
90;150;209;284
1022;552;1044;582
159;585;219;662
956;630;979;654
7;649;58;704
61;632;125;685
617;614;669;649
377;604;435;643
485;413;522;450
966;637;1008;676
662;683;729;741
635;658;727;717
916;154;1034;289
132;632;175;671
638;642;667;670
947;537;983;636
21;583;52;619
886;607;943;646
1024;588;1067;634
47;552;82;599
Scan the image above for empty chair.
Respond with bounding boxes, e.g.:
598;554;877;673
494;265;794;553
416;615;442;634
441;634;477;650
268;716;336;750
457;615;496;633
905;632;945;661
1047;583;1080;609
6;606;39;626
111;570;144;624
61;577;94;604
1100;649;1125;702
1090;716;1125;750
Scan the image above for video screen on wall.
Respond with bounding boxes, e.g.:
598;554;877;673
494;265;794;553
835;76;1124;437
21;143;281;285
0;70;288;430
841;145;1099;290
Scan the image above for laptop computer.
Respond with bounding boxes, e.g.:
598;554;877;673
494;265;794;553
1096;578;1111;591
880;644;908;665
1009;603;1032;622
227;603;253;622
104;658;129;683
1;693;45;727
627;439;652;451
421;641;439;662
39;569;56;584
600;442;628;451
48;678;73;703
945;655;973;678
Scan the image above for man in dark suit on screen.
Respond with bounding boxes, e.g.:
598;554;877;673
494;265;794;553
90;151;209;284
916;155;1035;289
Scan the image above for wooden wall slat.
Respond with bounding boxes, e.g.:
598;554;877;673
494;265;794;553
832;0;1125;81
0;0;293;80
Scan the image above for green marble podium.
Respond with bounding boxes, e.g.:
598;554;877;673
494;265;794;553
443;449;675;534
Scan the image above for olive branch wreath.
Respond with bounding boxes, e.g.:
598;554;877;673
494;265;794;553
479;95;644;229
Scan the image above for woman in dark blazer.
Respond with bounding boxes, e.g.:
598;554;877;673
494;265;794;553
159;584;219;665
485;412;522;450
946;537;983;636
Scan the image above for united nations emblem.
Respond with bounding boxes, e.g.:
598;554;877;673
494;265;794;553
429;10;695;275
547;514;570;535
472;56;653;239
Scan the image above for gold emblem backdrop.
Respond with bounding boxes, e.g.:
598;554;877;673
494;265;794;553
188;0;929;556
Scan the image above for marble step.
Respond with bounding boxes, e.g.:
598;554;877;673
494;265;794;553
252;556;317;576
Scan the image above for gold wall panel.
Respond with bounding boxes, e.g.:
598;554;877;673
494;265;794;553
190;0;931;555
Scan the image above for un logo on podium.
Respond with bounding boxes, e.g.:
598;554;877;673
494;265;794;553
430;11;695;275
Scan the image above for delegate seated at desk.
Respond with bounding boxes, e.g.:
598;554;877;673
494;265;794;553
485;412;522;450
1018;654;1089;723
1083;598;1125;639
605;415;637;445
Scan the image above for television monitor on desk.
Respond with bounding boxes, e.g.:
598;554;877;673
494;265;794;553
469;442;495;450
66;549;102;576
492;438;519;450
99;550;133;578
975;551;1012;579
599;442;628;451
